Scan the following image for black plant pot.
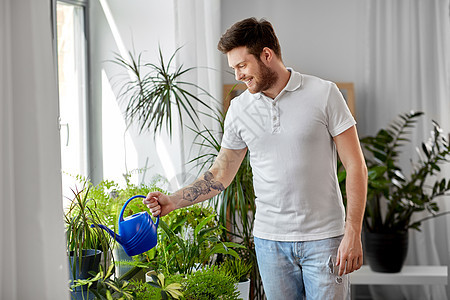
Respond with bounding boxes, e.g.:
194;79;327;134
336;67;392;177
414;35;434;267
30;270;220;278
363;231;408;273
68;249;102;300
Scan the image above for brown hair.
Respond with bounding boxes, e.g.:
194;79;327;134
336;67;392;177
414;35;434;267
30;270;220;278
217;17;282;60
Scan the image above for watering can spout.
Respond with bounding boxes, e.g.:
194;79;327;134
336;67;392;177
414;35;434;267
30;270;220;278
91;224;124;245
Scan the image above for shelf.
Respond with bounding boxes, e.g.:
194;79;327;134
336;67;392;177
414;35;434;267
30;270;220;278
350;265;448;285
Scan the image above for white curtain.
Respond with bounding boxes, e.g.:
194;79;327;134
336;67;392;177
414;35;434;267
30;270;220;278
0;0;69;299
362;1;450;299
159;0;222;190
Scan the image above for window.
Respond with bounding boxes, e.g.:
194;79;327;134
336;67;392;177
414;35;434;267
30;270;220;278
55;0;89;205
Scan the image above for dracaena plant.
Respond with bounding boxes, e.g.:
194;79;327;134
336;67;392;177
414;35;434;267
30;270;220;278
65;187;113;279
113;46;214;138
361;111;450;233
188;107;263;298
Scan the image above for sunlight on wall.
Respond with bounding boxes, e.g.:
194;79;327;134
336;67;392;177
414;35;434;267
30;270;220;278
156;134;181;191
101;69;138;186
99;0;129;63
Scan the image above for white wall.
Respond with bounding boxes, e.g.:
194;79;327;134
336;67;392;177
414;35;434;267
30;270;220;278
220;0;368;131
89;0;177;186
221;0;362;82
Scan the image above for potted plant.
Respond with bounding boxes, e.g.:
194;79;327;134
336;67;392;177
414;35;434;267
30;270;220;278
157;213;245;275
113;46;215;138
189;107;263;298
360;111;450;272
75;173;167;279
183;265;241;300
65;187;114;299
221;258;252;300
71;264;135;299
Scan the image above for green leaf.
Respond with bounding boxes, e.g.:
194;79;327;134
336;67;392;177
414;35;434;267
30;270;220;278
147;281;161;289
194;214;216;237
440;179;446;192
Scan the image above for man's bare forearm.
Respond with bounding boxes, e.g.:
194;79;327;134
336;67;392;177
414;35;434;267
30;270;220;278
169;170;225;208
345;164;368;234
166;147;247;210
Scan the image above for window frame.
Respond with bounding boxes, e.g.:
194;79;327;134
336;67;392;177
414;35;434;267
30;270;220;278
52;0;93;187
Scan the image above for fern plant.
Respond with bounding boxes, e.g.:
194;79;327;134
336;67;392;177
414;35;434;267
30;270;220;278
183;266;241;300
361;111;450;233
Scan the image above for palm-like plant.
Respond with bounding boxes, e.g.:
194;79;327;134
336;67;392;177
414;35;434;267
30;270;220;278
221;258;252;283
361;111;450;233
114;46;214;138
188;107;264;299
65;187;114;284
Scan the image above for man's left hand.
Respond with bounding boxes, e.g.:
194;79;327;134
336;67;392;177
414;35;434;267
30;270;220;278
336;229;363;276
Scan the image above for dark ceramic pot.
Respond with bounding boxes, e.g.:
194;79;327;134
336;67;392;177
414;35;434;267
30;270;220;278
69;249;102;300
363;231;408;273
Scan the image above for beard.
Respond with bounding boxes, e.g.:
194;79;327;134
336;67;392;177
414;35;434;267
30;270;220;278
247;59;278;94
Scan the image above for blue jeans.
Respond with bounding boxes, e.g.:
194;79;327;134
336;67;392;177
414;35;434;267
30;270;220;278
254;236;350;300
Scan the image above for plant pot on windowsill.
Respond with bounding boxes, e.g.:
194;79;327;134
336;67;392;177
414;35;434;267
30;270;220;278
65;187;113;297
68;249;102;300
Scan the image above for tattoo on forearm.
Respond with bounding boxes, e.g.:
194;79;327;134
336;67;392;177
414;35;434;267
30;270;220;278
183;171;225;202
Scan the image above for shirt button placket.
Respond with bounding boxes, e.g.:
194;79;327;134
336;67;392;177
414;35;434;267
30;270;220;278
271;101;280;133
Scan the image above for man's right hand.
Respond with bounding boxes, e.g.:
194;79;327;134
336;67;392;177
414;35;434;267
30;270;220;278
143;191;176;217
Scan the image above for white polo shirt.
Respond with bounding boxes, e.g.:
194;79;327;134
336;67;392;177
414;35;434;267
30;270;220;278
221;69;356;241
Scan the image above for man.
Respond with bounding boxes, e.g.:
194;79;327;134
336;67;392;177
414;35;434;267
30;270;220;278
144;17;367;299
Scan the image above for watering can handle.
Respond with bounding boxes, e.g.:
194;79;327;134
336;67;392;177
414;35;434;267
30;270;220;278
119;195;160;227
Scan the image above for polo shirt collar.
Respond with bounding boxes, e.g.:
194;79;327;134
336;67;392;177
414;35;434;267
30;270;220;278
252;67;303;100
284;68;303;92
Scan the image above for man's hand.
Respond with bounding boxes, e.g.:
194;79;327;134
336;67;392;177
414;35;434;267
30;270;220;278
143;191;177;217
336;229;363;276
333;126;367;276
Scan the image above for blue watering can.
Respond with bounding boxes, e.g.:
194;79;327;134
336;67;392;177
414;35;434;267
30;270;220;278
92;195;159;256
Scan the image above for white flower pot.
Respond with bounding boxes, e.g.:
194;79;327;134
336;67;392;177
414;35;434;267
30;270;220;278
236;279;250;300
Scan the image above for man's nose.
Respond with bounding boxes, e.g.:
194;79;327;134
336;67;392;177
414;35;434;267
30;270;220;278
235;70;244;81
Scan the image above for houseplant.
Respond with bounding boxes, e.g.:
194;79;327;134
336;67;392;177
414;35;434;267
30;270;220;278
360;111;450;272
71;264;135;300
156;204;223;273
157;214;245;275
221;258;253;300
65;186;114;299
73;174;166;279
113;46;215;138
182;265;241;300
189;107;263;298
146;271;184;299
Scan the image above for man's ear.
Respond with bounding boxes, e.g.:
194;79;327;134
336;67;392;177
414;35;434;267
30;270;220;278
260;47;273;64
